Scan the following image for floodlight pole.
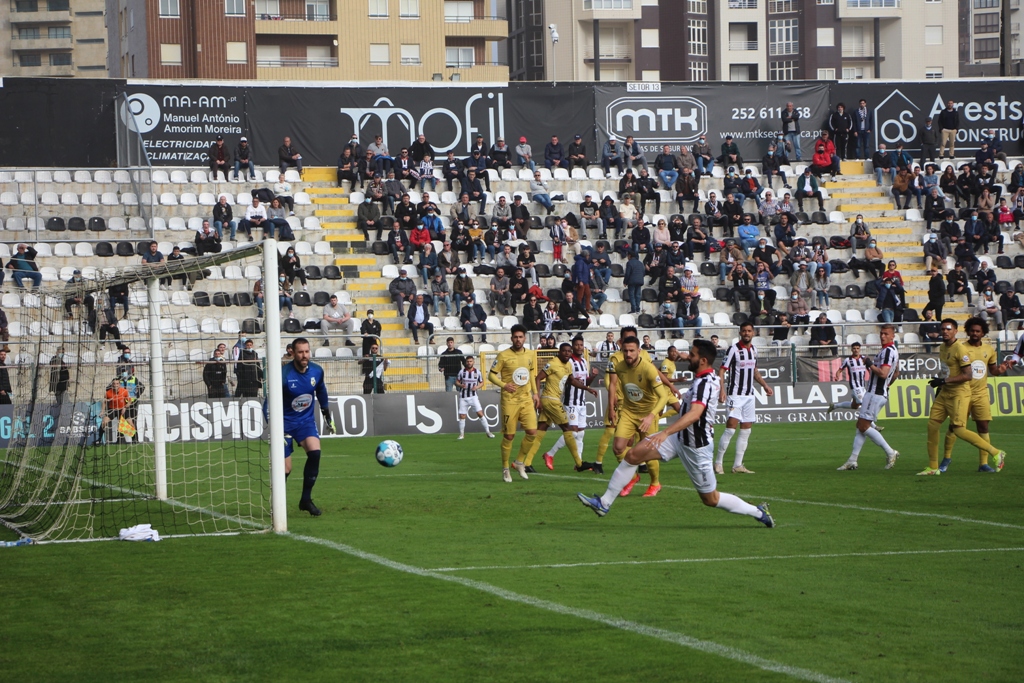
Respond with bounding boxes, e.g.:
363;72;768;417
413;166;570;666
264;239;287;533
147;277;168;501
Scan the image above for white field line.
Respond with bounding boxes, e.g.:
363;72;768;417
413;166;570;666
427;546;1024;573
287;532;852;683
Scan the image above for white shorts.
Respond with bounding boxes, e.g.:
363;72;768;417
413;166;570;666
851;386;865;404
857;392;888;422
565;404;587;429
657;437;717;494
725;395;756;423
458;395;483;416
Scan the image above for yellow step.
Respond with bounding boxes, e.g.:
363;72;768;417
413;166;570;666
358;271;386;279
825;180;876;188
836;203;892;211
840;161;867;175
389;381;430;391
853;216;900;223
870;227;913;234
381;322;407;331
325;233;366;242
350;296;391;305
306;188;350;196
876;239;918;246
300;168;336;183
312;198;353;206
831;191;887;199
335;256;377;266
347;282;389;291
315;209;356;217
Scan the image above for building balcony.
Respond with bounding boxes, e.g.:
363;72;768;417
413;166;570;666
768;42;799;56
9;36;72;51
729;40;758;51
444;63;508;82
255;15;339;35
583;45;632;61
842;43;885;59
838;0;902;17
846;0;899;6
9;8;70;23
257;56;338;68
443;17;508;40
727;0;758;8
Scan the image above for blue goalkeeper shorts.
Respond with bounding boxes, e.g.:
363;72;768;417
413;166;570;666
284;420;319;458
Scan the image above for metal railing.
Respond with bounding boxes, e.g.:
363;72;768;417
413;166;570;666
256;12;336;20
443;12;506;22
768;41;799;56
583;46;632;60
728;0;758;8
842;43;884;58
846;0;899;7
728;41;758;51
257;57;338;68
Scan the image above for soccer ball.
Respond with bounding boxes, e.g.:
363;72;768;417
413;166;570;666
375;439;404;468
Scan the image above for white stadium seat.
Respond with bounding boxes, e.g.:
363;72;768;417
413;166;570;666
224;265;243;280
169;170;188;184
75;243;94;257
180;193;198;206
61;192;78;205
35;171;52;183
190;170;208;184
168;217;187;231
152;170;170;184
199;192;217;206
73;170;92;183
108;217;127;231
53;243;73;258
294;192;311;205
284;170;302;183
93;170;112;183
121;193;138;206
187;217;204;230
244;265;262;280
20;192;36;205
0;192;17;206
221;318;240;334
160;192;178;206
101;192;119;206
80;192;99;205
314;241;332;255
201;318;220;334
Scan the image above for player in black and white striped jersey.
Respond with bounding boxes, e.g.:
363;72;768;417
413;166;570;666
837;324;901;471
543;336;599;469
577;338;775;527
715;322;774;475
827;342;881;431
595;332;618;361
456;355;494;440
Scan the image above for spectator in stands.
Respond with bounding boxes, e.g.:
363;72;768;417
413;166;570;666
871;143;893;186
976;262;998;295
722;193;744;238
508;267;529;314
734;214;759;256
651;218;672;249
589;264;608;315
62;269;88;320
654;145;680;189
7;243;41;289
875;278;903;323
319;294;355;346
529;171;554;215
850;239;885;279
636;167;660;214
514;244;537;287
721;167;746;207
630;220;652;257
810;142;834;180
233;340;263;398
203;347;228;398
439;150;463;194
674;167;700;214
239;196;266;242
922;268;946;320
386;222;412;265
654;302;679;338
362;342;389;394
212;194;235;240
572;253;593;313
541;300;560;332
231;136;255;181
567;135;587;170
407;293;434;343
850;99;871;159
618;168;640;201
408;220;432;257
382;171;405;216
937;212;962;254
591;243;612;283
393;148;418;188
515;136;535;171
624;251;644;314
923;189;947;232
494;243;515;273
597;196;620;239
252;278;264;317
781;102;802;161
689;135;712;179
507;195;530;239
794;168;825;212
356;150;376;189
623;135;648;172
492;195;512;234
195;220;222;256
389;268;416;316
141;241;172;290
489;267;511;315
718;241;744;285
367;135;392;175
357;194;383;243
438;338;464;392
644;243;667;286
575;193;599;236
601;138;624;177
758;189;781;226
559;291;589;330
463;169;487;213
337;147;359;190
460;294;487;342
208;135;230;181
359;309;382;358
438;241;461;277
106;280;128;320
948;261;972;306
489;138;513;172
812;267;832;309
814;130;842;178
451;267;474;312
752;238;779;277
787;290;810;327
464;149;491;191
828;103;852;160
280;247;307;291
891;143;914;174
520;294;542;331
923;234;948;275
679;293;702;338
1000;289;1022;324
278;136;302;175
544;135;568;170
918;309;942;352
658;265;682;304
760;145;788;191
719;135;742;167
975;144;996;173
684;217;707;261
977;286;1003;330
809;312;837;357
417;242;438;286
278;275;294;317
791;262;813;301
666;235;687;266
977;187;997;224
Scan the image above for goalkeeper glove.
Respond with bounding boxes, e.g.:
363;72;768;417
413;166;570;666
862;356;873;368
928;377;946;390
321;408;335;435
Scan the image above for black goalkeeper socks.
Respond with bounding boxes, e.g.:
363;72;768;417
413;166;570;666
301;449;321;502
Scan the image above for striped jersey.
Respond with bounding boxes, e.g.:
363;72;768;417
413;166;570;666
722;342;758;396
675;369;719;449
563;355;589;407
595;340;618;361
839;356;868;392
866;344;899;397
457;368;482;398
1012;336;1024;363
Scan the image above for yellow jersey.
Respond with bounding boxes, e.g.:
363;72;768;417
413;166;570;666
540;356;572;402
660;358;677;380
963;341;997;396
488;347;537;404
939;340;972;398
605;348;651;400
612;356;672;418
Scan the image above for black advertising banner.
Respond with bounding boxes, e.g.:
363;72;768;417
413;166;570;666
117;84;248;164
594;82;831;161
797;352;943;383
829;81;1024;155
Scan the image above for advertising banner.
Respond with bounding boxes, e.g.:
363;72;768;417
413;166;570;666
594;82;831;161
797;352;942;383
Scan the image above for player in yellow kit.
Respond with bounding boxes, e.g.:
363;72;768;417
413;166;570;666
921;318;1007;475
940;317;1009;472
522;342;593;472
609;336;681;497
487;324;539;483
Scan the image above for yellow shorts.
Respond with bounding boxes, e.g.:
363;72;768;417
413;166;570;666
539;399;568;426
930;390;970;428
969;390;992;422
604;402;620;428
614;410;659;441
501;401;538;434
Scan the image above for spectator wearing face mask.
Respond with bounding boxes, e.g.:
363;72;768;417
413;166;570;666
360;309;382;357
204;348;229;398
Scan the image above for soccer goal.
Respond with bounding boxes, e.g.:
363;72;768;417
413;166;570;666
0;240;288;542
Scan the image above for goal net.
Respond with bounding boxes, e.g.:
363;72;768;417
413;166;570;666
0;241;286;542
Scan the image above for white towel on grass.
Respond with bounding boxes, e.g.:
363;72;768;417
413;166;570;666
119;524;161;542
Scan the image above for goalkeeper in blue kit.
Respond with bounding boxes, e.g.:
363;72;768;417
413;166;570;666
280;337;335;516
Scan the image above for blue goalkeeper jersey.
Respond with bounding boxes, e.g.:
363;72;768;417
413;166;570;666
281;360;329;428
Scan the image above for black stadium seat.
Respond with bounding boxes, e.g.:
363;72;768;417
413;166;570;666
241;318;262;335
528;216;543;230
544;215;560;229
305;265;322;280
1015;280;1024;294
526;240;539;253
88;216;106;232
282;318;303;334
996;256;1013;270
46;216;66;231
95;241;114;257
732;311;749;326
795;212;811;224
372;241;388;256
534;263;551;278
810;236;827;249
136;241;152;255
323;265;341;280
828;285;845;299
700;262;718;277
552;263;567;279
715;287;731;301
610;263;624;278
902;308;920;322
845;284;864;299
1015;255;1024;270
312;291;331;307
641;288;659;302
546;289;564;303
234;292;253;307
995;280;1012;294
68;217;86;231
115;241;135;257
811;212;829;225
212;292;231;307
293;291;312;307
637;313;655;329
193;292;211;306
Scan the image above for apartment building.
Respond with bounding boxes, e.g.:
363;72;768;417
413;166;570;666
0;0;108;77
959;0;1022;77
509;0;960;82
107;0;508;81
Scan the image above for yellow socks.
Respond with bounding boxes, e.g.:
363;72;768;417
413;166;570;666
647;459;660;485
566;430;582;467
978;432;991;466
596;426;614;464
523;430;547;467
926;420;942;469
516;432;537;464
501;436;513;469
951;426;998;457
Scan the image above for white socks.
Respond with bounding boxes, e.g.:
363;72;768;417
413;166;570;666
835;401;853;409
864;427;893;455
482;418;492;436
600;460;638;508
575;430;585;454
716;428;736;466
850;430;867;461
549;433;566;456
733;428;751;469
458;418;466;437
715;492;761;518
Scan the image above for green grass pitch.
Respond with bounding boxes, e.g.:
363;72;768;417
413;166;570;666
2;418;1022;682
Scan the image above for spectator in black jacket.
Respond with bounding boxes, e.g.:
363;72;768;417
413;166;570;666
8;243;41;289
522;294;544;332
762;145;789;190
410;134;435;163
195;220;222;256
809;312;837;357
357;195;383;242
278;136;302;174
387;226;413;265
919;118;938;166
559;291;590;330
0;348;11;404
204;350;229;398
234;137;255;181
212;195;235;240
360;309;382;357
567;135;587;170
438;337;465;392
441;151;464;192
938;100;960;159
922;268;946;319
208;135;230;181
828;104;852;160
947;262;972;305
337;147;359;190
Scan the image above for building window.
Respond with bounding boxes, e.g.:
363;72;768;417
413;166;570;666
18;27;40;39
530;36;543;67
256;0;280;17
226;41;247;63
922;26;942;45
769;19;798;55
974;37;1000;59
306;1;329;19
687;0;707;11
369;0;388;18
925;67;943;78
817;0;834;4
640;28;659;48
49;52;71;65
974;13;999;34
444;1;475;21
446;46;474;67
47;0;69;9
729;0;758;8
15;1;38;12
400;43;421;64
641;69;660;80
19;53;42;66
769;0;794;12
159;0;180;18
370;43;390;64
816;27;834;47
769;60;797;80
842;67;864;79
130;8;134;27
76;38;105;43
583;0;633;8
817;67;836;79
688;20;708;56
160;43;182;65
689;61;708;81
48;26;71;38
225;0;245;15
400;0;419;17
973;0;997;7
256;44;281;65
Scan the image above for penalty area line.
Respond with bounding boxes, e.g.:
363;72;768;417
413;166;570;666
427;546;1024;573
286;531;851;683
